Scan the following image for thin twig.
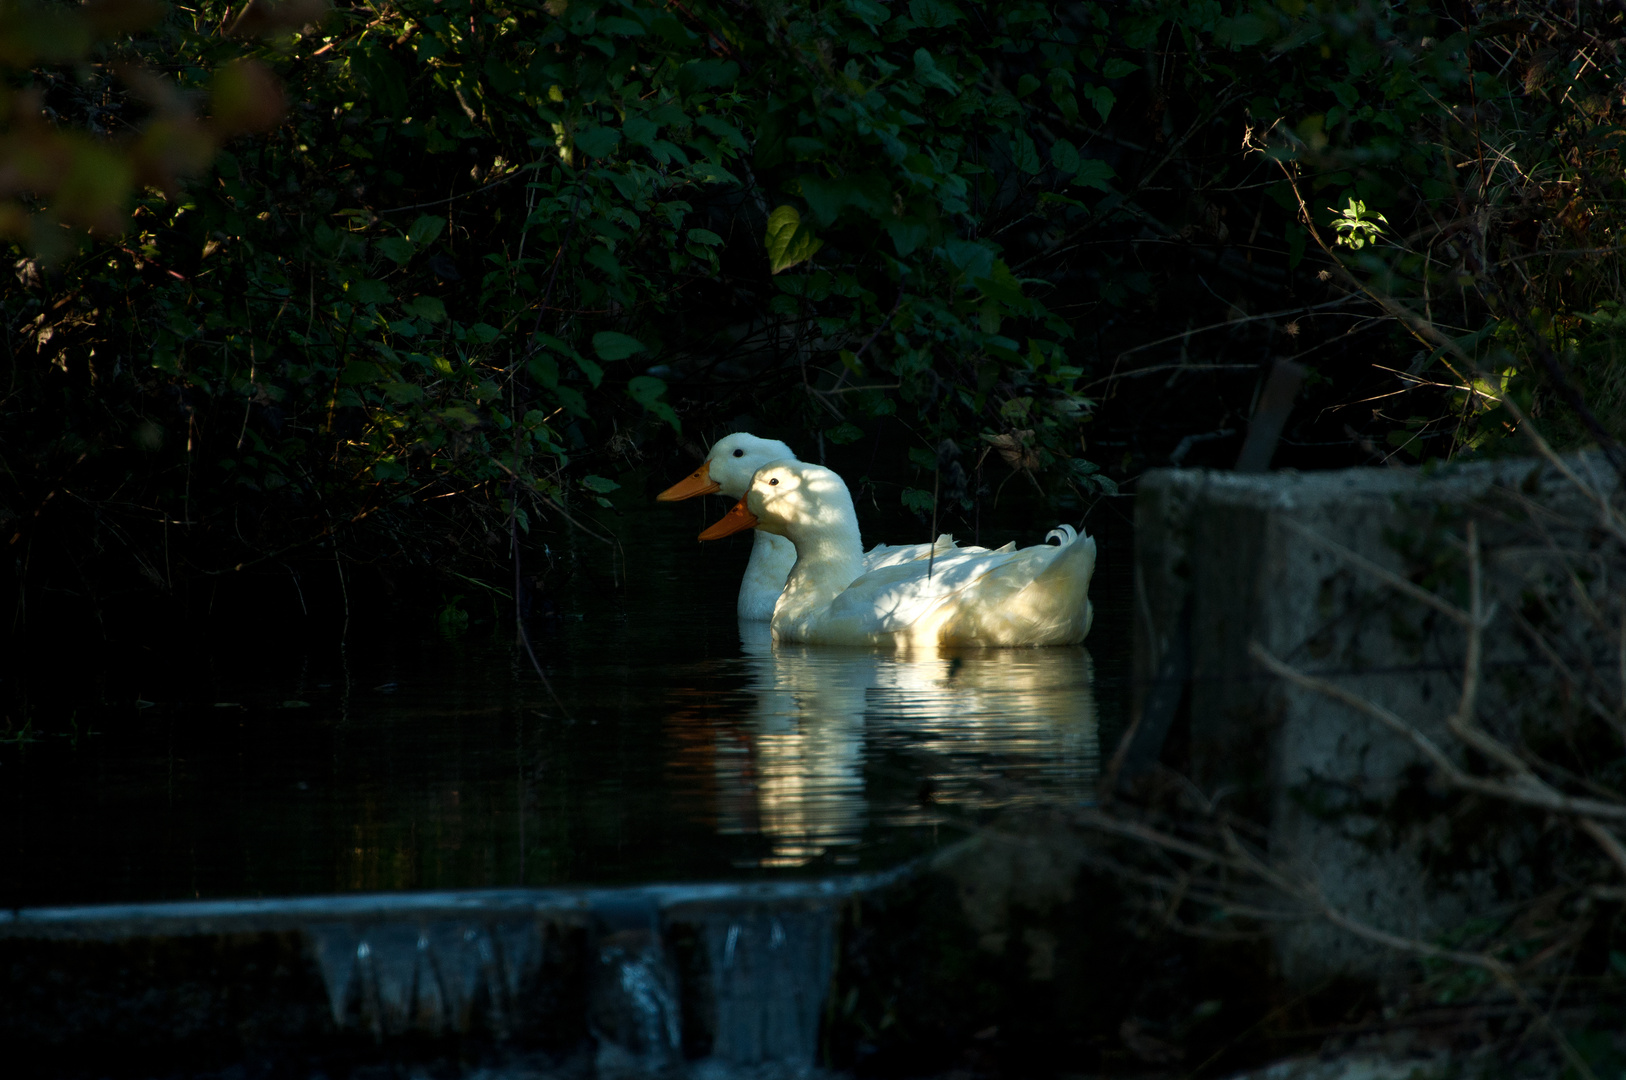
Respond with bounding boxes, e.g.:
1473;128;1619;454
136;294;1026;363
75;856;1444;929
1249;643;1626;824
510;485;571;720
1282;520;1474;627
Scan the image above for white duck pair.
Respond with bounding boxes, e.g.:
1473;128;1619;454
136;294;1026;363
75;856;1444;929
657;434;954;619
657;433;1096;647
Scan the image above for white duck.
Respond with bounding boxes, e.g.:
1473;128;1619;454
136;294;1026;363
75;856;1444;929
657;432;996;620
697;459;1096;647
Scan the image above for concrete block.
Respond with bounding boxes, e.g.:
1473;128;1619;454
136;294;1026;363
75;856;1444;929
1133;454;1619;985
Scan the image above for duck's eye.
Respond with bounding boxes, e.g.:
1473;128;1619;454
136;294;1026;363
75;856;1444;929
732;449;745;458
768;477;779;485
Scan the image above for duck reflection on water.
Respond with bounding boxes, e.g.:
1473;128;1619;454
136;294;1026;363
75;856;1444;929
710;620;1098;869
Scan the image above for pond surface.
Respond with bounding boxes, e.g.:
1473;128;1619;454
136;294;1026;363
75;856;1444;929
2;499;1127;908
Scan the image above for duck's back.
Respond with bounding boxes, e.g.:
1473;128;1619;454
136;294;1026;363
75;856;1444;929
742;535;992;621
932;529;1096;646
785;528;1096;647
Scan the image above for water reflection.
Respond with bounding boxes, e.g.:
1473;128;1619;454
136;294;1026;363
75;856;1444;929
4;497;1113;906
714;621;1097;868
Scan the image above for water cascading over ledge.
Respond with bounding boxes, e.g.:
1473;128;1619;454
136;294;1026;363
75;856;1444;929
0;876;874;1078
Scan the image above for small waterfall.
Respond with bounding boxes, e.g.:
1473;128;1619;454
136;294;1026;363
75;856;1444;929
589;896;683;1076
306;916;542;1038
3;881;904;1076
685;905;836;1073
306;897;839;1074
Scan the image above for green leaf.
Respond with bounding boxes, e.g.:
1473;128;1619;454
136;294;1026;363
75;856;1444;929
1010;131;1042;175
573;125;621;159
552;384;588;417
908;0;963;27
975;260;1026;306
374;458;409;481
1000;396;1034;420
627;374;681;431
1071;159;1116;192
907;446;936;469
528;355;559;388
686;228;723;246
1102;58;1140;79
584;245;623;279
912;49;960;95
826;422;864;444
1216;13;1272;48
901;488;936;515
382;381;424;404
592;331;646;361
408;215;446;245
623;115;658;147
765;205;824;274
1050;139;1080;175
351;47;408;118
801;173;888;225
886;219;930;257
377;236;416;265
939;238;995;278
1081;84;1116;122
574;354;604;388
1286;223;1307;269
581;474;621;493
846;0;890;29
403;295;446;322
349;279;393;305
627;374;667;405
678;58;739;92
341;360;386;384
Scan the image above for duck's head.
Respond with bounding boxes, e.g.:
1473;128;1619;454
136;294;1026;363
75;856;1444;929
656;432;798;502
698;460;854;543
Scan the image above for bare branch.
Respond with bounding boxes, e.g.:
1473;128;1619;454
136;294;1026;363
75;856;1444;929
1282;520;1473;627
1249;643;1626;824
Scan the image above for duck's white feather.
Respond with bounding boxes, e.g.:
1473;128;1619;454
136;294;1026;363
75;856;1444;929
734;460;1096;648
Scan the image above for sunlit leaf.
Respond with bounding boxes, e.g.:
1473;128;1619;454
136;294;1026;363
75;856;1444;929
765;205;823;274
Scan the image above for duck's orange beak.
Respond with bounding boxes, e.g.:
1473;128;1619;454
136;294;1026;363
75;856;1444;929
656;460;721;501
698;499;758;541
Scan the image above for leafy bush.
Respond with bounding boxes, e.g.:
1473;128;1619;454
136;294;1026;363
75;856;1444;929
3;0;1622;607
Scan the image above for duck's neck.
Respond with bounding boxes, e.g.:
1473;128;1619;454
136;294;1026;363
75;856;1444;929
776;518;865;621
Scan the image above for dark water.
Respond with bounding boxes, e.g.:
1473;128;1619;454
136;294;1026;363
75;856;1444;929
2;499;1128;908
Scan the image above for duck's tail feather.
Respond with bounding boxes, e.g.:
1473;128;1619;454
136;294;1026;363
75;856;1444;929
930;529;1097;646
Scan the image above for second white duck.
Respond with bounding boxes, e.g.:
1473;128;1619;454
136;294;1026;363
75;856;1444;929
698;460;1096;647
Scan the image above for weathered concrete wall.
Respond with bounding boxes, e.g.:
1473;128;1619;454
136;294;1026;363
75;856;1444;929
1134;454;1619;986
